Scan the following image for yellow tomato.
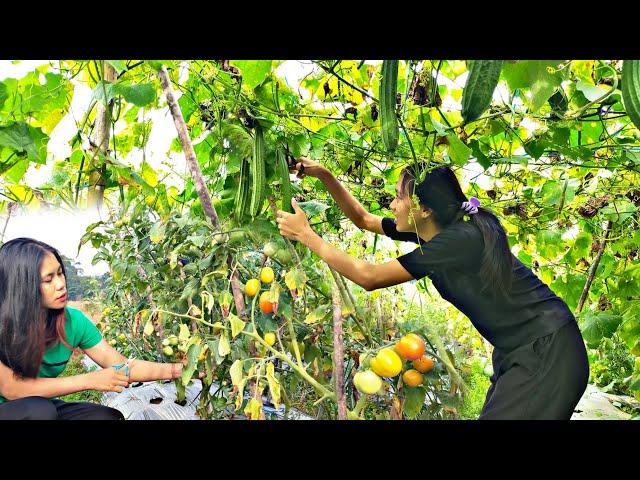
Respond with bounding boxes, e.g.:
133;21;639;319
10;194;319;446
245;278;261;297
162;346;174;356
264;332;276;347
260;267;275;284
353;370;383;395
370;348;402;377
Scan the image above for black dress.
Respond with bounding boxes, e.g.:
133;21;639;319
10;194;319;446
381;217;589;419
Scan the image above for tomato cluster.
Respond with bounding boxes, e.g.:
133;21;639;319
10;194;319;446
353;333;436;395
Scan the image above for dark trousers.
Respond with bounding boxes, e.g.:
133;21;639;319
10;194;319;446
0;397;124;420
479;320;590;420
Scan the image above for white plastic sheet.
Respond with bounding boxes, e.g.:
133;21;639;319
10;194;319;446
81;355;313;420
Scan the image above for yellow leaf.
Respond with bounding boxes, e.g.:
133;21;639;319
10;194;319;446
269;282;282;300
141;162;158;187
6;185;31;202
178;323;191;342
351;331;365;341
230;359;243;388
143;319;154;337
304;305;330;325
228;312;246;338
235;378;247;410
41;108;66;134
244;398;263;420
167;186;178;206
266;362;281;409
149;222;166;244
218;332;231;357
341;305;354;317
169;251;178;270
200;291;215;314
284;268;307;294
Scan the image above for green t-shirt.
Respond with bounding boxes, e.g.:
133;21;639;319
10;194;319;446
0;306;102;404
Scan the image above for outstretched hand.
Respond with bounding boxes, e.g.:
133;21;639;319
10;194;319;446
289;156;327;179
276;198;312;244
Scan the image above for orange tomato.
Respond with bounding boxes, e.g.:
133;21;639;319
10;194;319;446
395;333;426;360
259;291;274;314
402;369;424;387
412;355;435;373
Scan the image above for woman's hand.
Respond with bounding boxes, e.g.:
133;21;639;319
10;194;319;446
290;156;329;179
277;199;313;244
178;358;206;379
87;367;130;393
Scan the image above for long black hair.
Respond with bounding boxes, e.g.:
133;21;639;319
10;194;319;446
0;238;70;379
400;166;513;298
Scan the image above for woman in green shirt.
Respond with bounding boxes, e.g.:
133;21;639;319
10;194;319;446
0;238;188;420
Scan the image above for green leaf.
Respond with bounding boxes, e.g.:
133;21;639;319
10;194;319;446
297;200;330;218
0;123;49;164
575;80;611;102
517;250;532;266
600;201;637;223
231;60;273;89
540;180;565;206
230;359;243;388
107;61;127;74
503;61;562;112
446;133;472;166
245;218;280;243
0;81;8;110
530;78;562;113
4;159;29;183
178;93;197;123
469;139;492;170
569;231;593;261
181;343;201;385
114;83;156;107
257;315;278;334
403;387;426;419
619;306;640;350
228;312;246;339
187;235;206;248
523;138;549;160
146;60;166;72
579;311;623;348
91;81;117;105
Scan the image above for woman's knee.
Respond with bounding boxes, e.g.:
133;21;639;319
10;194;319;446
11;396;58;420
85;405;125;420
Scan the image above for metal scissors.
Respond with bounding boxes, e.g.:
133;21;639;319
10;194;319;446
112;357;135;377
284;144;303;176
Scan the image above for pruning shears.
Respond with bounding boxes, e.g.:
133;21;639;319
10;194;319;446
284;144;303;176
112;357;135;377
